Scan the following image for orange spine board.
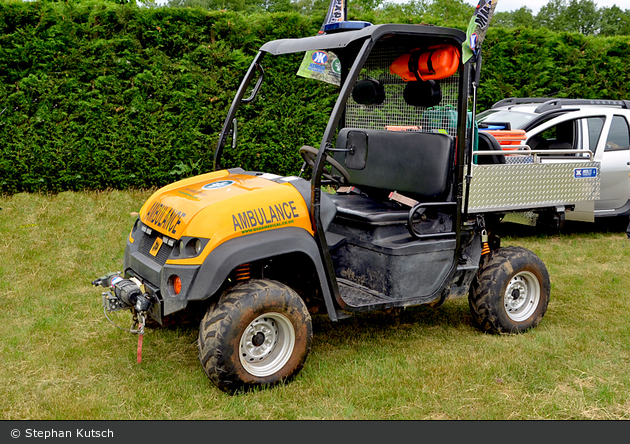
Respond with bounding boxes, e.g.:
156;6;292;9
390;44;460;82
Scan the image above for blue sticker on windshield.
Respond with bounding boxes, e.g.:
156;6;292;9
202;180;234;190
574;168;597;178
311;51;328;65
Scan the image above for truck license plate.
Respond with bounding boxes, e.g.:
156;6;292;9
149;237;163;257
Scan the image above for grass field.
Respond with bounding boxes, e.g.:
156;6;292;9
1;190;630;420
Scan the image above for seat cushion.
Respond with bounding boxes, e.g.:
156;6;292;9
329;193;409;225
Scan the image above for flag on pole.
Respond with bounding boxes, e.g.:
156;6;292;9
296;0;347;85
318;0;347;35
462;0;498;63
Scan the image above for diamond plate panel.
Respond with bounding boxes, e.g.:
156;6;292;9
502;211;538;226
466;162;601;213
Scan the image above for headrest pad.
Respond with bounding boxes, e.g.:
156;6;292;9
352;78;385;106
403;80;442;108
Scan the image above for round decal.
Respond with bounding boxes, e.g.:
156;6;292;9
311;51;328;65
202;180;234;190
332;58;341;75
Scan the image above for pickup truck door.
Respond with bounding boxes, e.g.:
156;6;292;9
596;115;630;215
566;117;602;222
526;115;603;222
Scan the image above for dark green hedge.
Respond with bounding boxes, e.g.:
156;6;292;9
0;1;327;193
1;2;630;194
479;27;630;107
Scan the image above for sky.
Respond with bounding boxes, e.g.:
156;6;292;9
462;0;626;15
150;0;628;13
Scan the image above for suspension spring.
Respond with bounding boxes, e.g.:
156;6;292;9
235;263;251;281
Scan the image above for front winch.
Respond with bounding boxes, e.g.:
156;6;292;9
92;272;153;314
92;272;154;363
92;272;153;363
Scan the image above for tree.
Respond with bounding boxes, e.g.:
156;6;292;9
425;0;472;23
600;5;630;36
537;0;569;31
493;6;535;29
167;0;292;13
565;0;599;35
291;0;328;16
536;0;600;35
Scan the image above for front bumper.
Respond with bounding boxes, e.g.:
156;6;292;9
124;220;201;318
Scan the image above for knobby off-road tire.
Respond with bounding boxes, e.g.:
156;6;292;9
198;279;312;393
469;246;550;334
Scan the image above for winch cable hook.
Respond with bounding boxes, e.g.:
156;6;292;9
101;305;146;364
132;311;146;364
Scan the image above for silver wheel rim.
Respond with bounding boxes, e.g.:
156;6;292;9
504;271;541;322
239;312;295;377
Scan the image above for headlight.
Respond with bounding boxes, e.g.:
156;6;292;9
186;238;202;256
170;237;208;259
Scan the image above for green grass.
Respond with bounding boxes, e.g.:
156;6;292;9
2;191;630;419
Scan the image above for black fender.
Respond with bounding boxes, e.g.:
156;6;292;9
161;226;341;320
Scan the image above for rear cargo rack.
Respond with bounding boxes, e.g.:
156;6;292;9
467;149;600;213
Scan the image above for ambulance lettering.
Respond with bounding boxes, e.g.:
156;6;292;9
143;202;187;235
232;200;301;233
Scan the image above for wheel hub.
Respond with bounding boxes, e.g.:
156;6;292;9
504;271;541;322
252;332;265;347
242;317;278;360
508;281;527;309
239;312;296;377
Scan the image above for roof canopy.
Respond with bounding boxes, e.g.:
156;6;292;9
259;24;466;56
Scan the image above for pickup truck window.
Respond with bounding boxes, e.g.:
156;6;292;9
527;116;605;156
586;117;605;153
529;120;576;150
604;115;630;152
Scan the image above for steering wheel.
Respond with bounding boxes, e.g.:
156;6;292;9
299;145;350;185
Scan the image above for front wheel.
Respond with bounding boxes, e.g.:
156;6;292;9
198;279;312;393
469;246;550;334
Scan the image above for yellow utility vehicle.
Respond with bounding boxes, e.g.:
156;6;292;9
94;22;600;392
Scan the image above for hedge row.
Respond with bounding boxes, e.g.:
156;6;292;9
479;27;630;107
0;1;330;193
1;1;630;194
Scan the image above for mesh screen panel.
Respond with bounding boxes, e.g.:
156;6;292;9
344;45;460;136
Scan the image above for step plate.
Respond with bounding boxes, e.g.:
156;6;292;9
337;278;398;308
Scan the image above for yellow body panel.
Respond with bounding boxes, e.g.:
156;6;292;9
138;171;314;266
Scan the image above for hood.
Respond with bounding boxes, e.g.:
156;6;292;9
139;170;313;242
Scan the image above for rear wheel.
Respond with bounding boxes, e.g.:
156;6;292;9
469;246;550;334
198;279;312;393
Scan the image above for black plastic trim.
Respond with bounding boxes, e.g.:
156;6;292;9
181;227;339;320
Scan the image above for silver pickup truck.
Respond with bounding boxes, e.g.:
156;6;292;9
477;98;630;224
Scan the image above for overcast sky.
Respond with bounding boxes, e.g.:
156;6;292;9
150;0;627;14
462;0;626;14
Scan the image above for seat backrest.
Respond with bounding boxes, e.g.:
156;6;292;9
334;128;454;199
477;131;506;165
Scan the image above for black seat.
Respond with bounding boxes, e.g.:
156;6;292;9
328;193;410;226
331;128;455;226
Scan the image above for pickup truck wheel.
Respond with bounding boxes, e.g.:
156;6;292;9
198;279;312;393
469;246;550;334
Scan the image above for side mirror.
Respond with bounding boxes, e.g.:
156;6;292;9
344;131;368;170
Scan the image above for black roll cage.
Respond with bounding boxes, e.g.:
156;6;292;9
213;24;475;312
